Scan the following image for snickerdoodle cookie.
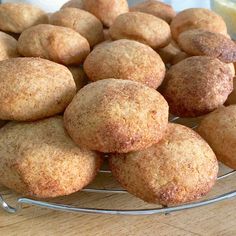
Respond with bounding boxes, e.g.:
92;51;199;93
197;105;236;169
0;3;47;33
64;79;169;153
0;116;102;198
109;12;171;49
130;0;176;24
162;56;233;117
18;24;90;65
0;57;76;121
177;29;236;63
84;39;166;89
170;8;227;41
50;8;104;47
109;123;218;205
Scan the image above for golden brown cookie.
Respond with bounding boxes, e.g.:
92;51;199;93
0;31;19;61
84;39;166;89
0;116;102;198
130;0;176;24
61;0;84;9
68;66;88;91
83;0;129;27
17;24;90;65
197;105;236;169
162;56;233;117
50;8;104;47
0;3;47;33
64;79;169;153
109;123;218;206
177;29;236;63
0;57;76;121
170;8;227;41
109;12;171;49
226;77;236;105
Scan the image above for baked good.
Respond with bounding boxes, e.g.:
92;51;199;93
64;79;169;153
18;24;90;65
0;31;19;61
83;0;129;27
0;57;76;121
84;39;166;89
170;8;227;41
226;77;236;105
50;8;104;47
0;3;47;33
197;105;236;169
61;0;84;9
0;116;102;198
177;29;236;63
162;56;233;117
130;0;176;24
109;123;218;205
109;12;171;49
68;66;88;91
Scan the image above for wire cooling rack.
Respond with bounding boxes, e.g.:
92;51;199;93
1;116;236;215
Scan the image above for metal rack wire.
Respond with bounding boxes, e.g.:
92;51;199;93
1;116;236;215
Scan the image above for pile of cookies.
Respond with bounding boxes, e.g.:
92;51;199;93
0;0;235;206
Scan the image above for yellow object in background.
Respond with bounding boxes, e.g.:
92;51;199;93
211;0;236;39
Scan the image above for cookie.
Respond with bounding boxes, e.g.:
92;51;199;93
0;116;102;198
0;3;47;33
177;29;236;63
170;8;227;41
197;105;236;169
109;12;171;49
109;123;218;205
0;57;76;121
130;0;176;24
83;0;128;27
162;56;233;117
84;39;166;89
50;8;104;47
64;79;169;153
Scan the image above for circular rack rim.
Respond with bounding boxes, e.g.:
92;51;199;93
0;170;236;215
0;116;235;215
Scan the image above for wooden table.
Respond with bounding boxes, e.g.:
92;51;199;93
0;162;236;236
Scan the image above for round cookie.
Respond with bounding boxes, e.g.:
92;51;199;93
177;29;236;63
18;24;90;65
162;56;233;117
68;66;88;91
130;0;176;24
0;31;19;61
49;8;104;47
83;0;129;27
0;3;47;33
226;77;236;105
109;12;171;49
0;116;102;198
64;79;169;153
197;105;236;169
84;39;166;89
61;0;84;9
109;123;218;206
170;8;227;41
0;57;76;121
